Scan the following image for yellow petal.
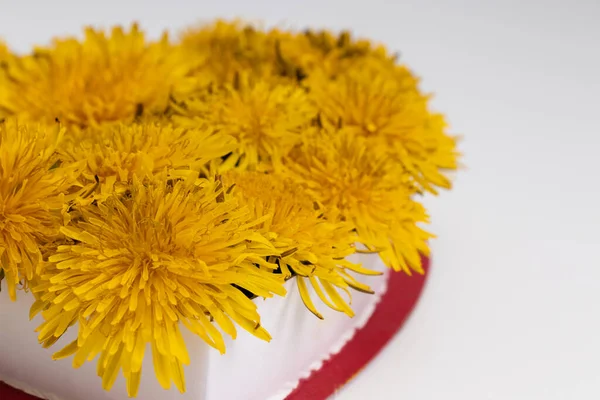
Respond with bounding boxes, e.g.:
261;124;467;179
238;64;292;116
101;346;124;391
151;342;171;390
52;340;79;360
297;277;324;319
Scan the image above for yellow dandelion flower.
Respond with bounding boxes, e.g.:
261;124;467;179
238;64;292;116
309;62;459;193
31;176;286;397
178;21;389;90
0;24;189;127
174;78;316;171
283;129;433;274
59;121;237;202
223;171;381;319
175;21;395;96
274;28;395;81
178;20;277;88
0;119;70;300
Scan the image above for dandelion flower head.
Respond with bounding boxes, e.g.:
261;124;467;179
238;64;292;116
223;170;380;319
59;121;237;203
283;128;433;273
309;60;459;193
178;20;278;89
0;118;70;300
0;24;189;127
31;176;286;396
174;78;315;171
273;28;396;83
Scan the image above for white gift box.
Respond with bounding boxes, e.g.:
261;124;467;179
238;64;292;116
0;254;388;400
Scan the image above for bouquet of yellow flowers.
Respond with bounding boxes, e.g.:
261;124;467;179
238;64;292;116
0;20;459;397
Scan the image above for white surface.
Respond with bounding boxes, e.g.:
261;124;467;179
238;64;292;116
0;1;599;399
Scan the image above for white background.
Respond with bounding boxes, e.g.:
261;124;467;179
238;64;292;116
1;0;599;399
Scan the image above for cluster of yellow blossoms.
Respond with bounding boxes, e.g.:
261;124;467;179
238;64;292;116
0;20;458;397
